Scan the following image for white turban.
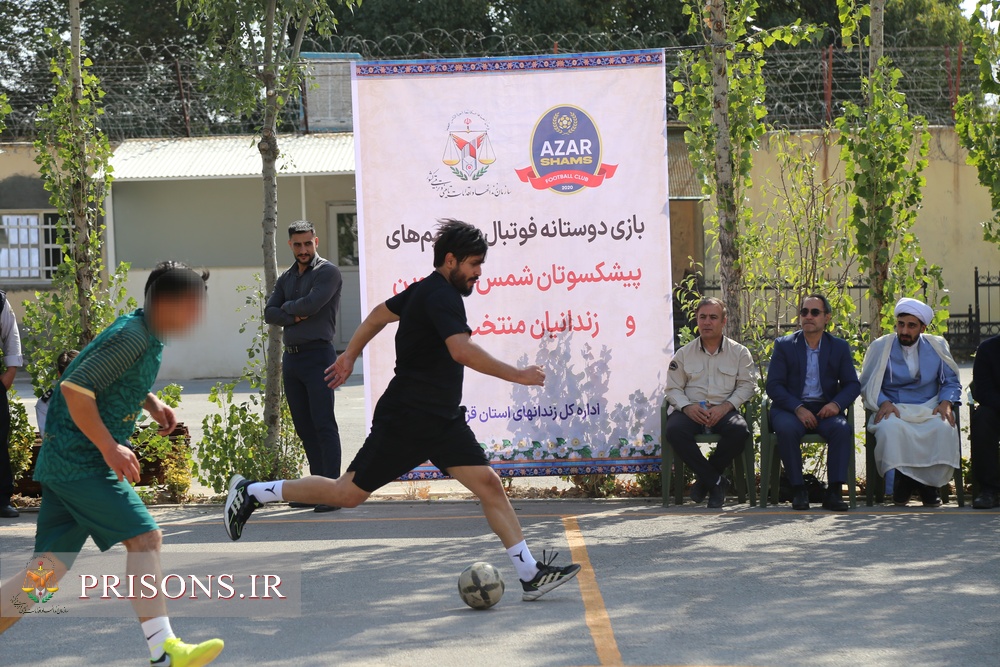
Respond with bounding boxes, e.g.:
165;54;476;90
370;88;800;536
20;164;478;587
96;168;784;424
894;297;934;326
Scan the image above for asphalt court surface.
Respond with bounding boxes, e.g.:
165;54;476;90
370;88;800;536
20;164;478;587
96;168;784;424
1;499;998;666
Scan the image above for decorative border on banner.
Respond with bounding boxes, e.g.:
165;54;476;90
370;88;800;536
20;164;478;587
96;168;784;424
398;457;662;480
354;49;664;78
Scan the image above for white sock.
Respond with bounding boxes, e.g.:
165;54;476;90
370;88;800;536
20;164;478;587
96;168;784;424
507;540;539;581
247;481;284;503
141;616;176;661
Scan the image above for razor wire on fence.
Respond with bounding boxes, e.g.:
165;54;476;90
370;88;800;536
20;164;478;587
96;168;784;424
0;29;980;141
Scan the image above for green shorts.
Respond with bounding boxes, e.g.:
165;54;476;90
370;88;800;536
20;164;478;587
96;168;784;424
34;471;159;561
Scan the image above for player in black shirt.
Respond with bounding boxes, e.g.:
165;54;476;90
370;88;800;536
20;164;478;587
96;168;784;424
225;219;580;601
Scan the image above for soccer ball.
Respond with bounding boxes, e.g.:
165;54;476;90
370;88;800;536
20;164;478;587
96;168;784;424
458;562;505;609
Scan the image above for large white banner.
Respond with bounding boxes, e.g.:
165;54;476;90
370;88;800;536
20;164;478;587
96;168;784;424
352;50;672;477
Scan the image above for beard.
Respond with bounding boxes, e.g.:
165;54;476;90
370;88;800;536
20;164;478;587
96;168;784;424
898;334;918;347
448;266;475;296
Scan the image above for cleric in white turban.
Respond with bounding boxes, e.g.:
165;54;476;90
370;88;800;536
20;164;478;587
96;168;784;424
859;297;962;507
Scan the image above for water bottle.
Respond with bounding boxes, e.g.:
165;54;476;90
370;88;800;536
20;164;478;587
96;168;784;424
700;401;712;434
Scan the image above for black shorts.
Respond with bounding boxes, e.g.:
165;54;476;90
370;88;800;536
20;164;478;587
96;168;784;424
346;402;490;492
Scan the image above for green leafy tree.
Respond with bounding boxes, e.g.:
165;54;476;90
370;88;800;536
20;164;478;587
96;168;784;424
26;6;136;398
0;93;9;132
673;0;814;341
182;0;358;452
329;0;492;39
955;0;1000;245
835;0;945;338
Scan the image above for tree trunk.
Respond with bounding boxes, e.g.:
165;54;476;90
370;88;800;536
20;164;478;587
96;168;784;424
259;84;283;451
869;0;885;81
867;0;886;339
709;0;742;341
68;0;94;346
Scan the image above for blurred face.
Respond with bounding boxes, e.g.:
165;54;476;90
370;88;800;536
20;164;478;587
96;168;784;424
446;253;484;297
150;292;205;338
895;314;926;347
799;297;831;334
695;303;726;341
289;232;317;266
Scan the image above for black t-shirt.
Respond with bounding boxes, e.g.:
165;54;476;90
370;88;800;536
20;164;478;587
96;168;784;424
381;271;472;418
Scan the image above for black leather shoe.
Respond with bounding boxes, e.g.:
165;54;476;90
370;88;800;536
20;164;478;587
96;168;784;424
288;502;316;509
313;504;340;513
0;503;19;518
689;479;708;504
892;473;914;506
920;486;943;508
791;486;810;510
822;490;849;512
707;477;728;509
972;488;998;509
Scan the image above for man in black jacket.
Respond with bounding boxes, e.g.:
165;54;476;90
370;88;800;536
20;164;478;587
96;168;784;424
971;334;1000;509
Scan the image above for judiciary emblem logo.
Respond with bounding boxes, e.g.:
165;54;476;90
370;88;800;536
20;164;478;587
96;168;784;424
21;556;60;604
441;111;496;181
516;104;617;194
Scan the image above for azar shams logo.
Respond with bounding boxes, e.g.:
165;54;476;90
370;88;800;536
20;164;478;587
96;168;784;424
516;104;617;194
21;556;60;604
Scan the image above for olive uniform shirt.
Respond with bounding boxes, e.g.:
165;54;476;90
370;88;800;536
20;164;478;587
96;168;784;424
665;336;757;412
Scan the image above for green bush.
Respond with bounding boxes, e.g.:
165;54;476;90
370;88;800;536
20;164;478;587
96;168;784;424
133;384;192;502
193;278;304;494
7;389;36;483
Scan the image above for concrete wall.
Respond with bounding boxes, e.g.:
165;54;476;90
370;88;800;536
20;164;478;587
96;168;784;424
123;267;258;379
703;127;1000;313
112;175;355;269
0;143;49;211
110;174;359;378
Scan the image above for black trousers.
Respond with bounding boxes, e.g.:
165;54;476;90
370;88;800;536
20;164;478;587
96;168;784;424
283;346;342;479
0;389;12;500
971;404;1000;491
664;409;748;483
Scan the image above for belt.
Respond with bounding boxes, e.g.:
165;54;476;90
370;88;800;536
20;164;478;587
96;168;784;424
283;341;333;354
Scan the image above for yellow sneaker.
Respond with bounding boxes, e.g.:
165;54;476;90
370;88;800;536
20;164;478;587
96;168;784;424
153;636;225;666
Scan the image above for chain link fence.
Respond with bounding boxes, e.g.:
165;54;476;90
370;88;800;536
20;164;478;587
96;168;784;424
0;30;979;141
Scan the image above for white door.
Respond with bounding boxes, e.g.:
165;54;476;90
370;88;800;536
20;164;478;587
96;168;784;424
327;204;362;349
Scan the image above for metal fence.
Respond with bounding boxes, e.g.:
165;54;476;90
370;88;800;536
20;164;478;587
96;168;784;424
692;267;997;359
0;30;979;141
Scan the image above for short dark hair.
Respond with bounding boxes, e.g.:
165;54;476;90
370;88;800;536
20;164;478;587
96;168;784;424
288;220;316;237
144;260;209;302
802;293;832;314
432;219;488;268
695;296;727;318
57;350;78;376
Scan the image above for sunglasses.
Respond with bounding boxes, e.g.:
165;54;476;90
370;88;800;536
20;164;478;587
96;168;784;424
799;308;827;317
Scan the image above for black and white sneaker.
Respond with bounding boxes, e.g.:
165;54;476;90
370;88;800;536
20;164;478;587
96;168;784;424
520;550;581;601
224;474;261;541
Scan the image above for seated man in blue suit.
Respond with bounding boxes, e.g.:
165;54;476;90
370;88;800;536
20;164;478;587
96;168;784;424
766;294;860;511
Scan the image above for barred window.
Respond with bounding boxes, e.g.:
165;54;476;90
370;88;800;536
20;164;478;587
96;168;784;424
0;213;63;283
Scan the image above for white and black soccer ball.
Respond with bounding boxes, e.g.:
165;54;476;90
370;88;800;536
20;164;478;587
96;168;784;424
458;561;505;609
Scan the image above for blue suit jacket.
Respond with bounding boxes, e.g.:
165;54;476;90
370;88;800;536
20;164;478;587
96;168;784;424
765;331;861;414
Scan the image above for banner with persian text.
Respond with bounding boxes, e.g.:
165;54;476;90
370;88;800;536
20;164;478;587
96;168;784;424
351;50;671;477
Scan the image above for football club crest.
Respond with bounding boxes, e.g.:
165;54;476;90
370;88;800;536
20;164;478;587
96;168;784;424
441;111;496;181
516;104;617;194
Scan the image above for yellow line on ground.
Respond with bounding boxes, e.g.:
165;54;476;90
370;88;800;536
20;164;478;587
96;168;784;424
563;516;623;667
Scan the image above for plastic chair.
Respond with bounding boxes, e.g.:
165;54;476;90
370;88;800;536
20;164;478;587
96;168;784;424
759;398;857;508
864;405;965;507
660;397;757;507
